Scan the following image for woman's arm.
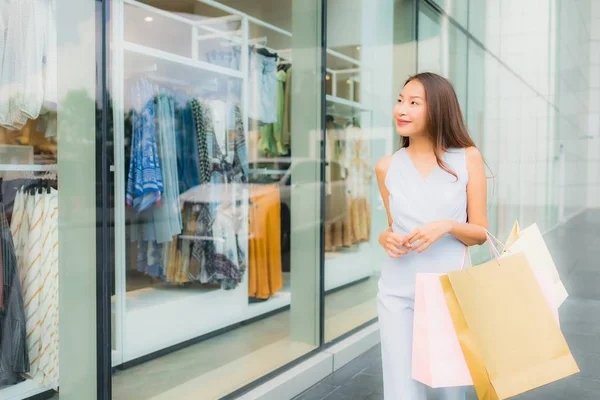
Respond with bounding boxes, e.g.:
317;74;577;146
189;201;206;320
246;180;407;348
375;155;393;229
376;156;410;257
449;146;488;246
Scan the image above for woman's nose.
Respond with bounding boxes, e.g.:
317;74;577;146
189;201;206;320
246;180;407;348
396;103;407;116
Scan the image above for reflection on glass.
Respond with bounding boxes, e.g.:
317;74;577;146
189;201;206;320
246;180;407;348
323;0;417;343
0;0;61;398
418;1;468;110
110;0;319;398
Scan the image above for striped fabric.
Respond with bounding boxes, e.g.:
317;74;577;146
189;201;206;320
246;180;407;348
10;188;59;389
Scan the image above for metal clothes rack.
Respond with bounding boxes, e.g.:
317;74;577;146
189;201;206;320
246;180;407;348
0;164;57;171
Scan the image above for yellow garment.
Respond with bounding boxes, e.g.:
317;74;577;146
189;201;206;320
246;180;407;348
248;185;283;299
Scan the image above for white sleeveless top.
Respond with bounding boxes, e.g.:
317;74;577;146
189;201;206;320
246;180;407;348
379;147;469;298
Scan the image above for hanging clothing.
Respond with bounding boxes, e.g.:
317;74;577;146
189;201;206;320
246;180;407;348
0;235;3;310
274;69;287;155
188;100;248;289
8;187;59;389
42;0;57;108
248;185;283;299
136;240;163;278
248;51;278;124
126;78;163;212
345;126;371;242
0;0;55;130
130;89;182;244
257;68;288;157
0;200;29;387
283;67;292;149
36;188;59;388
136;92;182;243
175;97;200;194
205;48;242;99
323;120;348;251
22;192;42;378
211;205;246;289
189;99;218;283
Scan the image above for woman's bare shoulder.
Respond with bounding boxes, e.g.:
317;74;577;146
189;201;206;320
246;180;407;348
375;154;394;176
465;146;483;164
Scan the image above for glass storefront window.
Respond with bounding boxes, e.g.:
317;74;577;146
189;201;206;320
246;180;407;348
109;0;322;398
323;0;416;342
418;1;468;111
0;1;591;398
0;0;98;399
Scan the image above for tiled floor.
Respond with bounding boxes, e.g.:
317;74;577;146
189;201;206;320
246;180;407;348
293;209;600;400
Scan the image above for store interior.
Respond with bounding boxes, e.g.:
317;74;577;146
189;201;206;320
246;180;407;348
0;0;386;398
0;0;61;398
108;0;383;399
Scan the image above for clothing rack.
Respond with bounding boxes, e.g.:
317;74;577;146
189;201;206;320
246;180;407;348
0;164;57;171
111;0;370;368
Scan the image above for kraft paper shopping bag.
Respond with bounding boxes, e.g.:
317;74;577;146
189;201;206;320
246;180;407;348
504;222;568;308
412;273;472;388
442;253;578;400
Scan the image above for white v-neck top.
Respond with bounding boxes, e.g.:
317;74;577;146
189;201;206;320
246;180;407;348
379;147;469;297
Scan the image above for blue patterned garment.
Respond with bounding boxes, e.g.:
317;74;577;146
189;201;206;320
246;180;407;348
126;78;164;212
175;96;200;193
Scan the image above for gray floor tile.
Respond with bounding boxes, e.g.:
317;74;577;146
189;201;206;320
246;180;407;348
564;271;600;299
294;382;340;400
559;298;600;335
563;331;600;355
321;358;369;387
570;351;600;380
361;362;382;377
332;373;383;399
362;393;384;400
562;377;600;399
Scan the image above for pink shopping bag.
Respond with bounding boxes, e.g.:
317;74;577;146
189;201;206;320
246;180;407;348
412;273;472;388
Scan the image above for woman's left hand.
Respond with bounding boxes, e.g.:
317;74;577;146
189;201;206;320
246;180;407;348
405;220;453;253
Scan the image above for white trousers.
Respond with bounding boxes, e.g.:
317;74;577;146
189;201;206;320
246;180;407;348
378;291;467;400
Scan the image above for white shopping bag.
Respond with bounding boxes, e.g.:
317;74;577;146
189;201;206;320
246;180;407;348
504;221;568;308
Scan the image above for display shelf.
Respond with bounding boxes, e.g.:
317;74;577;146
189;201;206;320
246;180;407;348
124;41;243;81
0;164;57;171
0;380;53;400
325;243;375;292
326;95;370;117
112;283;291;363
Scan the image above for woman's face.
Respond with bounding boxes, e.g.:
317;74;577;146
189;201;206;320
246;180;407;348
394;79;428;138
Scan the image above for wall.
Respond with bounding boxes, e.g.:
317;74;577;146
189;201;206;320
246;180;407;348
587;0;600;208
419;0;594;263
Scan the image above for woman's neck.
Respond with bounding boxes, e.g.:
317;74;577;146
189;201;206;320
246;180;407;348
407;136;434;153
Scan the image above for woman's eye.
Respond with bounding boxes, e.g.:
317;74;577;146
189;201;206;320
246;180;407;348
411;101;418;105
397;99;402;103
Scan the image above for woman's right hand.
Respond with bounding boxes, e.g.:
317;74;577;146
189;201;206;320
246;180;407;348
379;228;410;258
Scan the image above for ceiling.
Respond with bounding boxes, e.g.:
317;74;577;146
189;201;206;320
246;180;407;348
139;0;360;66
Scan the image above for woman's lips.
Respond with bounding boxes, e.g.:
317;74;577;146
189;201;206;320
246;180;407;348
396;119;411;125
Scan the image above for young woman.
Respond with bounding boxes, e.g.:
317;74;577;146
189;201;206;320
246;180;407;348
376;72;488;399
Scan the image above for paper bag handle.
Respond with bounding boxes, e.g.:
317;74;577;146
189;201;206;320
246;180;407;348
461;229;507;269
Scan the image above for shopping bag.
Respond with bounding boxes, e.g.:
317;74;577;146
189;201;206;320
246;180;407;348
504;221;520;249
441;252;579;400
503;221;568;308
412;273;472;388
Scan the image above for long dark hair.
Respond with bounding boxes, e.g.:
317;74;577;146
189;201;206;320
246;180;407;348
401;72;476;179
